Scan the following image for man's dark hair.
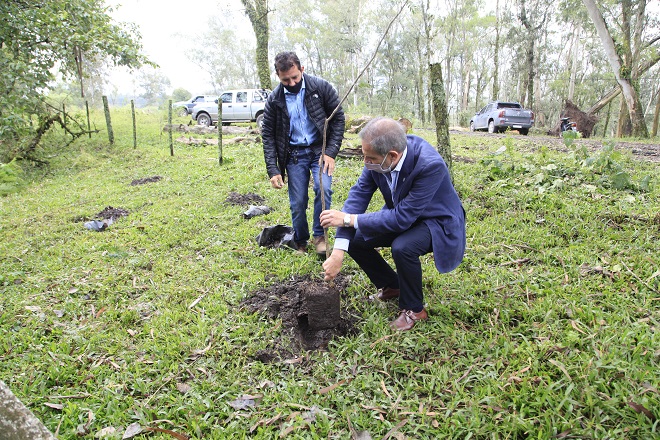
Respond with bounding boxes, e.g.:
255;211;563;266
274;52;302;74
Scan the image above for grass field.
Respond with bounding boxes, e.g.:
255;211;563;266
1;107;659;439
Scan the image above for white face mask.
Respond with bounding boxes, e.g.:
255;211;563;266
365;154;393;174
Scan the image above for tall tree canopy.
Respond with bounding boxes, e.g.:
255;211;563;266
0;0;148;149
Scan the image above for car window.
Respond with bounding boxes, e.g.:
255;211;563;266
193;96;204;103
236;92;247;103
221;93;232;103
252;91;263;102
479;105;488;114
498;102;522;109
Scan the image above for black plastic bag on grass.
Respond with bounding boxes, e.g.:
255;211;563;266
256;225;297;250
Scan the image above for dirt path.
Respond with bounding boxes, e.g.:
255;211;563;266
446;129;660;163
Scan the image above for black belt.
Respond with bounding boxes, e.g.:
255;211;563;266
290;142;322;149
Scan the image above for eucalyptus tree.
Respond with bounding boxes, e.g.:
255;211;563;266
0;0;148;156
581;0;658;137
240;0;271;90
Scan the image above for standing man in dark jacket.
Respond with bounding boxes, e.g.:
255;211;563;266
320;117;466;331
262;52;345;257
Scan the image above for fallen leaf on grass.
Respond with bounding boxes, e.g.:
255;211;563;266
319;379;347;394
548;359;572;381
144;427;190;439
302;406;326;422
95;426;117;438
553;429;571;438
627;401;656;421
44;402;64;410
176;382;191;394
360;404;387;414
228;394;261;410
570;320;588;335
122;422;142;439
250;413;283;433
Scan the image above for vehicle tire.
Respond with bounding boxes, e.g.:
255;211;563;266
197;113;211;126
176;107;188;118
519;128;529;135
256;114;264;132
469;121;475;132
488;120;496;134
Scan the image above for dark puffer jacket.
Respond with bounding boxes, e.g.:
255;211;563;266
262;74;345;179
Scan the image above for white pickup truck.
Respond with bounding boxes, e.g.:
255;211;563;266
469;101;535;135
191;89;271;127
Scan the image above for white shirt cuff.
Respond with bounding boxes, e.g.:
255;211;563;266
334;238;350;252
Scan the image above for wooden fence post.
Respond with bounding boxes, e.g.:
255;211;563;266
102;96;114;145
168;100;173;156
85;101;91;138
131;100;137;148
218;99;223;165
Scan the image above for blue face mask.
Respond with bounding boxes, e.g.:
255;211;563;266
365;154;393;174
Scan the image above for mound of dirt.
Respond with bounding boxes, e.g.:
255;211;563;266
95;206;129;221
130;176;162;186
240;275;358;360
225;191;266;206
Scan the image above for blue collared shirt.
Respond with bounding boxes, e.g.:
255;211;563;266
284;78;319;146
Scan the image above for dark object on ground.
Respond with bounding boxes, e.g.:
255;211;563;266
240;275;356;355
243;205;272;219
130;176;162;186
84;219;111;231
0;380;57;440
256;225;296;249
548;100;598;138
302;283;340;329
225;191;266;206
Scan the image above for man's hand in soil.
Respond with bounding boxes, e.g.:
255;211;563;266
270;174;284;189
323;250;344;281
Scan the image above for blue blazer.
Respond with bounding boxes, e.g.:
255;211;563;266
336;135;466;273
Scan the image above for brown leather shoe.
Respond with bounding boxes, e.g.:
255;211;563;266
312;236;326;254
294;243;307;255
390;309;428;331
376;287;400;301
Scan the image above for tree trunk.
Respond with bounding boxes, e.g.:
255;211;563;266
582;0;648;137
568;26;579;102
652;85;660;137
241;0;271;89
430;63;452;174
492;0;500;99
617;96;633;137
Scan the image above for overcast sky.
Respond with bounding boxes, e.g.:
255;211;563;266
106;0;247;97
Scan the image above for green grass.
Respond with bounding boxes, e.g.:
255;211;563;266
1;108;659;438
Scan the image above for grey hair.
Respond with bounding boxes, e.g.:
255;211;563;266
358;117;407;155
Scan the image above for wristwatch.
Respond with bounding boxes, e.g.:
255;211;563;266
343;213;351;228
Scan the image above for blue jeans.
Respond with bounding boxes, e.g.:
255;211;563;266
286;147;332;245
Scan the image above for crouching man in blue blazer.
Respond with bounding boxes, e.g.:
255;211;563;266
320;117;466;331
